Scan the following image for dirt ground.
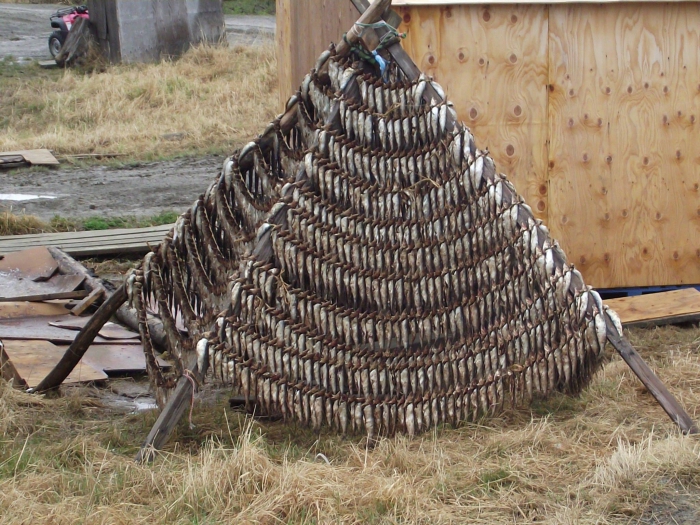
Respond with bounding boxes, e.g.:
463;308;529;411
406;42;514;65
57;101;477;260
0;155;226;220
0;3;275;62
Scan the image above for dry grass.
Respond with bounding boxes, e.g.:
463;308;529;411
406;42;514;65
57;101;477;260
0;43;279;159
1;325;700;523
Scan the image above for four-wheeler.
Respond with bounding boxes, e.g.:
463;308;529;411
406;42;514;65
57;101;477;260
48;5;89;58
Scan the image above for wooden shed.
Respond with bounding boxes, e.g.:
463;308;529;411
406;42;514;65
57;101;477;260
276;0;700;290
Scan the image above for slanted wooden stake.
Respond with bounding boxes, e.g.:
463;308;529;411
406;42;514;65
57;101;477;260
34;284;127;393
605;314;698;434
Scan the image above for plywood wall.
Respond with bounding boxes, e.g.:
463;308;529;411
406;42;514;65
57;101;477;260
548;3;700;288
276;0;357;107
277;2;700;289
398;4;549;224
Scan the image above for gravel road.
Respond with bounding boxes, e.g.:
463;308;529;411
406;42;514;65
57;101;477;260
0;3;275;62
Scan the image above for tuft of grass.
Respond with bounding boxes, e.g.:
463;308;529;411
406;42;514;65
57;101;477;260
0;210;179;235
223;0;275;15
0;209;51;236
0;43;279;161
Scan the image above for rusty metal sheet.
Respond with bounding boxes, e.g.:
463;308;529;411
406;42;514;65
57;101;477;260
1;339;107;388
0;316;114;344
0;246;58;282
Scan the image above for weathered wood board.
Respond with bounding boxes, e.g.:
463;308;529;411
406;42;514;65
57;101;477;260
276;0;357;108
0;340;107;388
0;246;58;281
0;149;59;166
0;274;86;302
548;3;700;288
0;302;71;319
82;344;169;374
606;288;700;327
0;224;172;257
398;4;550;222
0;316;121;344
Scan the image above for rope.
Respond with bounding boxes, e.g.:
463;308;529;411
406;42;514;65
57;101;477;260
345;20;407;81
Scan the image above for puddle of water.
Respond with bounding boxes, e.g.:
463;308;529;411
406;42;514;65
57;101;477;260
0;193;57;201
134;400;158;411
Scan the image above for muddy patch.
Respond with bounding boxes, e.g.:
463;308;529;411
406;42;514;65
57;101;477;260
0;155;226;220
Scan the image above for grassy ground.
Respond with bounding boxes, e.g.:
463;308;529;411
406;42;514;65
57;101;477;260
0;43;279;161
223;0;275;16
1;326;699;523
0;209;178;235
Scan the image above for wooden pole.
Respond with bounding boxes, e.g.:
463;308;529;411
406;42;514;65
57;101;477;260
33;284;127;393
135;355;200;463
605;314;698;434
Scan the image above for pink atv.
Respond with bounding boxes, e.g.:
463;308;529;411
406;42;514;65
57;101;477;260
48;5;89;58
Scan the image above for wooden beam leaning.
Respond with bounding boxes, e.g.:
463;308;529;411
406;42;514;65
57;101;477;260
135;355;201;464
33;284;127;393
605;314;698;434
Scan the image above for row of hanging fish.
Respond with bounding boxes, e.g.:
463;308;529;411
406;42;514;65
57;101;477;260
127;42;620;433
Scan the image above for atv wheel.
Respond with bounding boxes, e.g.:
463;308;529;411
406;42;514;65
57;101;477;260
49;31;64;58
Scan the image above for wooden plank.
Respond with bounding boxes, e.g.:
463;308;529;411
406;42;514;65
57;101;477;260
0;224;173;242
0;149;59;166
0;246;58;282
548;3;700;288
606;288;700;326
48;318;140;340
1;340;107;388
0;224;172;256
398;5;550;222
0;302;71;319
276;0;358;102
0;316;117;344
0;290;88;303
70;287;104;316
81;344;169;374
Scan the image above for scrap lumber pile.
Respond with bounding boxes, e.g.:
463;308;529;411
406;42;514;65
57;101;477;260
0;246;163;388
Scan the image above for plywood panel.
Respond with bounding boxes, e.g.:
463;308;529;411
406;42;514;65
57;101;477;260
548;3;700;288
398;5;550;221
277;0;357;108
605;288;700;326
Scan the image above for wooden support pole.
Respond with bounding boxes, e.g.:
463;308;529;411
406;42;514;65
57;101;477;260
135;356;200;463
605;314;698;434
33;284;127;393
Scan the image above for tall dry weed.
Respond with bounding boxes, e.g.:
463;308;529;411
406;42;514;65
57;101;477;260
0;43;279;159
